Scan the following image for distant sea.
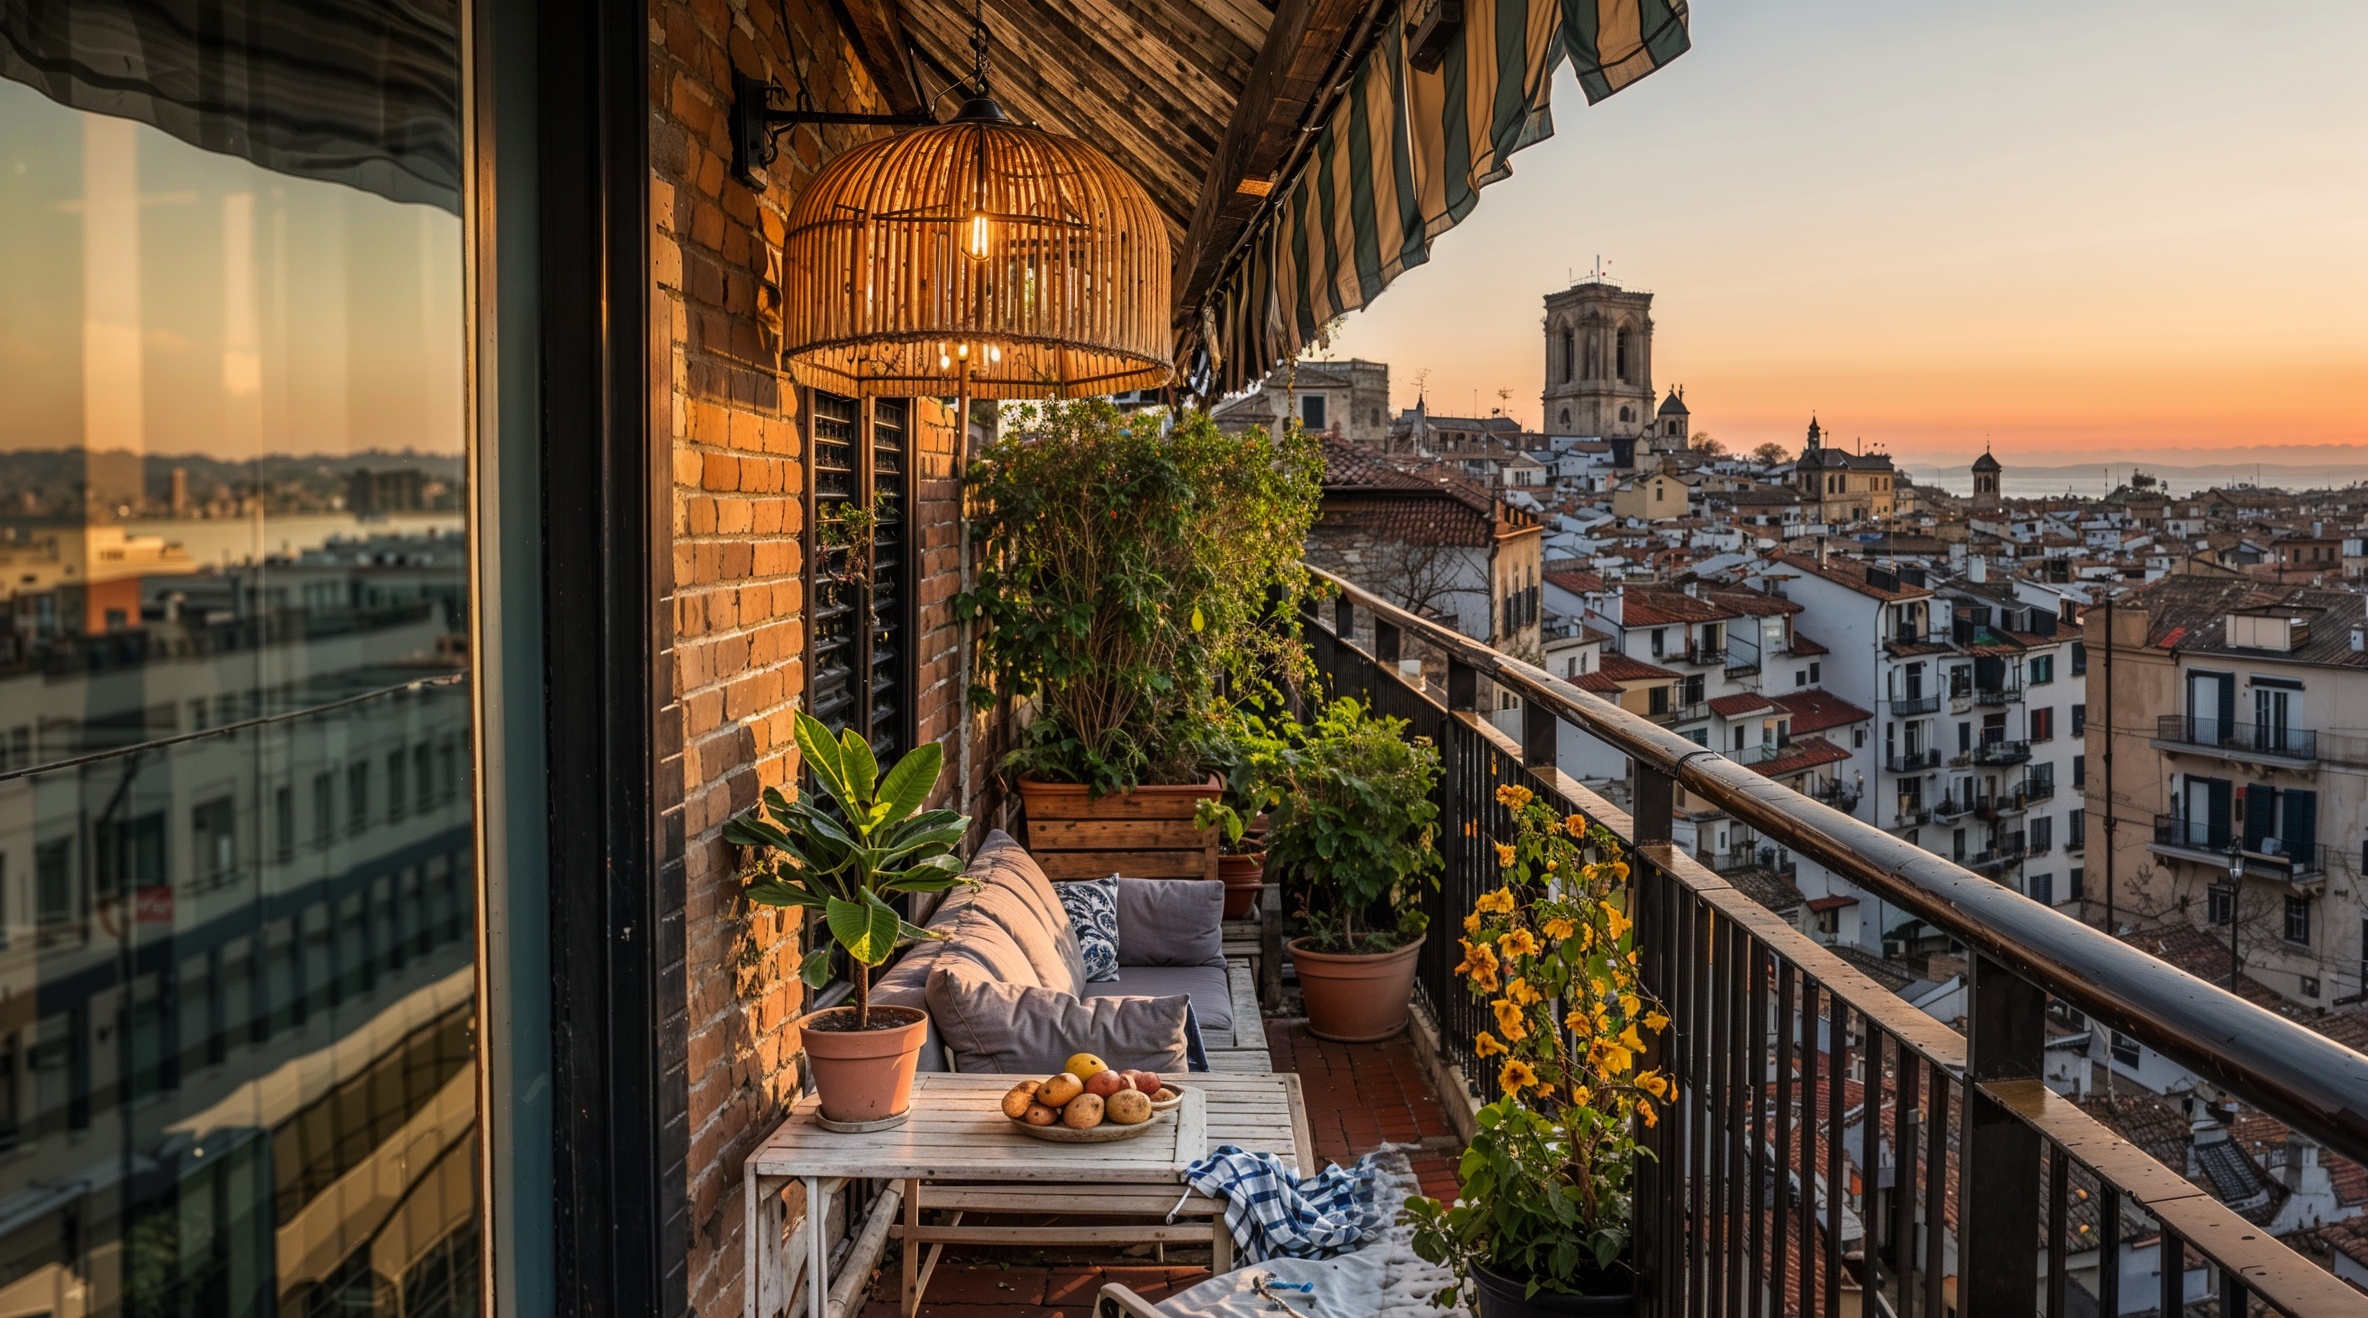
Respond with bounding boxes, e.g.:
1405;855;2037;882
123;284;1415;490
1909;461;2368;499
128;512;465;568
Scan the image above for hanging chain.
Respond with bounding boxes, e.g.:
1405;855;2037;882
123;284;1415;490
969;0;991;95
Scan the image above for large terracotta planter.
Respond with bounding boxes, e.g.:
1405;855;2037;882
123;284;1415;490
1217;851;1266;920
798;1005;929;1129
1289;935;1424;1042
1017;773;1223;882
1472;1260;1634;1317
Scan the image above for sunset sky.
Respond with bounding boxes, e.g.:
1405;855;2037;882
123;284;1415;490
1322;0;2368;464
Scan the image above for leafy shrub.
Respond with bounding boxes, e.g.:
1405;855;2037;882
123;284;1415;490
1262;696;1441;952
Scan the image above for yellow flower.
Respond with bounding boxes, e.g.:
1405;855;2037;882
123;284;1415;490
1637;1097;1658;1128
1499;927;1539;959
1475;887;1517;915
1474;1031;1507;1058
1493;843;1517;869
1604;907;1633;941
1619;992;1641;1017
1495;784;1534;809
1569;1083;1593;1107
1470;963;1500;993
1592;1038;1634;1074
1492;998;1530;1041
1619;1022;1646;1054
1505;977;1542;1007
1565;1008;1591;1035
1637;1071;1672;1100
1644;1010;1670;1034
1498;1058;1539;1093
1462;912;1483;935
1565;813;1589;838
1611;861;1630;880
1542;917;1576;942
1454;939;1499;988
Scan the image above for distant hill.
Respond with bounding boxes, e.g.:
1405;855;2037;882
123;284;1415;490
1911;458;2368;499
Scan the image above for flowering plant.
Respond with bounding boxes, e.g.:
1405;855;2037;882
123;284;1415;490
1403;783;1670;1304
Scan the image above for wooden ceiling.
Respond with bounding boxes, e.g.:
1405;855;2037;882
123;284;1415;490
829;0;1381;330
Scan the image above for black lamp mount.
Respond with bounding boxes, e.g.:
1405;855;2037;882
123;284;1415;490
730;73;935;186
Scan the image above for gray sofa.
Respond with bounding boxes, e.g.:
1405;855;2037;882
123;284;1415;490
871;830;1268;1074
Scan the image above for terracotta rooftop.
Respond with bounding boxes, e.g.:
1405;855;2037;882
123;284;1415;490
1596;651;1679;683
1750;735;1851;779
1623;587;1740;626
2118;574;2368;669
1771;689;1873;733
1708;692;1775;718
1764;551;1933;602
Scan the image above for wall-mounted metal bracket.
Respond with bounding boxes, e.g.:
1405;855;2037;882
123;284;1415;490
730;71;936;186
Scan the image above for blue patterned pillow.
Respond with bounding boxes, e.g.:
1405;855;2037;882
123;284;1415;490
1056;875;1122;982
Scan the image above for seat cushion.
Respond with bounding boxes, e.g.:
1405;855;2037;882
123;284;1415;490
1114;877;1225;967
1085;963;1232;1035
925;966;1190;1074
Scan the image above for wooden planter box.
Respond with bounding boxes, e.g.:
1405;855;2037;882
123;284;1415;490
1016;774;1223;882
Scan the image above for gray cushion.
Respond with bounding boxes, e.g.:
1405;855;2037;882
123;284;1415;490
966;831;1088;993
925;965;1190;1075
1113;877;1225;967
1084;964;1232;1035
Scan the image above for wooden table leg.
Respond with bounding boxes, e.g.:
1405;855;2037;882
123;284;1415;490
902;1178;922;1317
806;1177;829;1318
1211;1211;1233;1275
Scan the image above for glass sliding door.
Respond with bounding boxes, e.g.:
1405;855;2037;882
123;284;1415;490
0;8;475;1313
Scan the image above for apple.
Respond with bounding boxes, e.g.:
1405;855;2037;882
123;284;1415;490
1084;1068;1128;1098
1123;1070;1163;1096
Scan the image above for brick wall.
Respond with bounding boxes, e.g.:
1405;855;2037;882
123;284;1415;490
647;0;999;1312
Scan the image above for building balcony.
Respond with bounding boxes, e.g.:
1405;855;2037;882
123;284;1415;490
1885;748;1940;773
1711;843;1796;878
1684;643;1726;667
1305;567;2368;1318
1804;776;1862;813
1973;793;2025;821
1974;739;2031;765
2018;775;2055;804
2150;815;2328;883
2151;715;2318;766
1973;682;2023;706
1650;700;1709;726
1931;796;1971;822
1892;804;1932;828
1890;693;1939;716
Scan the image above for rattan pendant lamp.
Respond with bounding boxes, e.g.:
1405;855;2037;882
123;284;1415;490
780;5;1172;399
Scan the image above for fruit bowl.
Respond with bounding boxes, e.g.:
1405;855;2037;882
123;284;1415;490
1006;1106;1174;1143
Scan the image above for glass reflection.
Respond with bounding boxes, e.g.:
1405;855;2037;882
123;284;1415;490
0;67;474;1318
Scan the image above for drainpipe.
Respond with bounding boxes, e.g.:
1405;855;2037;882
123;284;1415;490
2102;590;2116;934
953;375;976;830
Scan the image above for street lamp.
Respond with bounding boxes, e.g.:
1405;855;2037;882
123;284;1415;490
2223;843;2245;990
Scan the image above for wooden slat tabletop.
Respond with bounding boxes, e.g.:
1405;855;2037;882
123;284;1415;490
749;1072;1309;1182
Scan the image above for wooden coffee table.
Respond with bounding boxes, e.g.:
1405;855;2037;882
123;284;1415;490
744;1072;1313;1318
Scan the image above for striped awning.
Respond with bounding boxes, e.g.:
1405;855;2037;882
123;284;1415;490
1199;0;1688;394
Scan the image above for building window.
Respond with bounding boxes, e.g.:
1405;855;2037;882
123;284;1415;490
2071;641;2088;675
2073;754;2086;789
2067;807;2084;846
273;787;295;863
1300;393;1326;430
807;393;916;759
2029;816;2052;852
2030;707;2053;742
34;839;76;946
2208;883;2235;926
347;762;370;835
1853;727;1866;748
2069;867;2084;902
1808;661;1820;684
2071;704;2086;736
1794;670;1807;688
2110;1031;2140;1066
2284;896;2311;946
388;750;409;821
312;773;335;848
193;799;236;888
2029;654;2053;685
2029;873;2052;905
1650;628;1666;658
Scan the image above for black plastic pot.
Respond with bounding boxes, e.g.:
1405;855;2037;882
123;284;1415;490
1471;1260;1634;1318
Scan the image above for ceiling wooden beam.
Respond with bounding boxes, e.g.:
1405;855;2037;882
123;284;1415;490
1169;0;1371;332
829;0;931;117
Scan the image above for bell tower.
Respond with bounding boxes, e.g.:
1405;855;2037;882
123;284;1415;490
1971;446;2002;512
1540;278;1655;438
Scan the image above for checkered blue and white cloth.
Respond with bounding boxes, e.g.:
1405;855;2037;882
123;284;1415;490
1180;1146;1388;1262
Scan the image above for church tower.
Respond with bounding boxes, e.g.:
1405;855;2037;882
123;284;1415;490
1540;279;1655;439
1971;446;2002;512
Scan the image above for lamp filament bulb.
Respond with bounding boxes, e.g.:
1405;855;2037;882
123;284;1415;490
967;213;991;260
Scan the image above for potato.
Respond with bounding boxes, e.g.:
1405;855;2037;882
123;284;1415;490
1039;1073;1085;1108
1084;1069;1128;1098
1061;1092;1105;1129
1104;1088;1153;1125
1154;1088;1179;1104
1001;1083;1042;1120
1022;1103;1061;1127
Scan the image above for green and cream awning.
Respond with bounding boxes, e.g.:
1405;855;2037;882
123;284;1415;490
1198;0;1689;394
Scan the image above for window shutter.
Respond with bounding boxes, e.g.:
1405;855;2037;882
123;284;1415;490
2283;789;2318;860
2245;784;2275;851
2206;778;2232;848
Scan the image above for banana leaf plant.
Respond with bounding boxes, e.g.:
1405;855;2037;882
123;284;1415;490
722;711;973;1029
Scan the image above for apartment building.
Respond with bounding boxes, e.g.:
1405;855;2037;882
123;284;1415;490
2084;575;2368;1008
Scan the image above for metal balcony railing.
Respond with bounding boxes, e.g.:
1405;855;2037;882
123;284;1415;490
1892;804;1931;829
1651;700;1708;726
2019;775;2056;804
1973;681;2024;706
1685;643;1727;667
2151;816;2331;881
1974;738;2031;765
1711;845;1796;878
1803;777;1861;813
2153;714;2318;763
1974;792;2026;821
1890;692;1939;716
1304;568;2368;1318
1931;796;1970;822
1884;748;1940;773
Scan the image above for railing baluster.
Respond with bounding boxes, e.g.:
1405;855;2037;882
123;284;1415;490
2098;1187;2121;1317
1445;655;1476;716
1688;900;1711;1318
1961;952;2045;1316
1373;617;1400;665
1923;1071;1949;1318
1712;914;1735;1316
1746;941;1769;1318
1724;920;1749;1318
1894;1054;1921;1318
1824;993;1845;1318
1861;1026;1887;1305
2162;1224;2185;1318
1334;594;1355;646
1521;696;1556;772
1797;979;1816;1318
2046;1145;2068;1318
2220;1264;2244;1318
1771;961;1795;1312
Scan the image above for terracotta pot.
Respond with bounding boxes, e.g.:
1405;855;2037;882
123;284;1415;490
798;1005;929;1128
1472;1260;1634;1317
1016;773;1224;882
1217;851;1266;920
1289;935;1424;1042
